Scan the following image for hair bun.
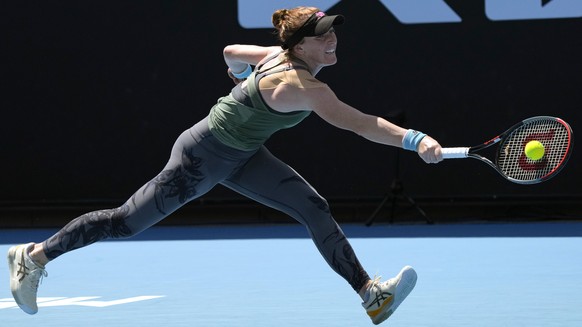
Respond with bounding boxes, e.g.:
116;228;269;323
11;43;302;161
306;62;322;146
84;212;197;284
272;9;289;28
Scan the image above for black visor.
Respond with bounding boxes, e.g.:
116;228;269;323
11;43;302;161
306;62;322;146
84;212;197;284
281;11;344;50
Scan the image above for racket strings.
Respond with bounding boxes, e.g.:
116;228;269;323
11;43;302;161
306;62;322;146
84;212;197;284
497;119;571;182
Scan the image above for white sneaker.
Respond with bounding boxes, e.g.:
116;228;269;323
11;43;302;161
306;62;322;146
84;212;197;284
7;243;47;314
362;266;417;325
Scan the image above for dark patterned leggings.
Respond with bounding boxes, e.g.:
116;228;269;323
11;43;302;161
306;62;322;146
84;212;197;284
42;117;370;292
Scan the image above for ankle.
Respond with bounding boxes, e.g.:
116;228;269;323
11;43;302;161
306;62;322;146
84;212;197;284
359;280;373;301
29;244;49;267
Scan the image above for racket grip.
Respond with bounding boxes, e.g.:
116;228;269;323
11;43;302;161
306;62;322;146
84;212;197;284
441;147;469;159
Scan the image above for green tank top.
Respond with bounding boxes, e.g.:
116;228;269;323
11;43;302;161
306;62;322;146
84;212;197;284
208;56;311;151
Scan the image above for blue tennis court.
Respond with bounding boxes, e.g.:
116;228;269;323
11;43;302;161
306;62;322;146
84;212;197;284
2;222;582;326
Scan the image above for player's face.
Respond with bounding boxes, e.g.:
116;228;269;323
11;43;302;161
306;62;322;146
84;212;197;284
299;28;338;68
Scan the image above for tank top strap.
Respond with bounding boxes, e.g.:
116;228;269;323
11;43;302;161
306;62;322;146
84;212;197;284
247;52;309;110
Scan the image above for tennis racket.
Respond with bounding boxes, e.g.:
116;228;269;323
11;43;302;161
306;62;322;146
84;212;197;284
441;116;573;184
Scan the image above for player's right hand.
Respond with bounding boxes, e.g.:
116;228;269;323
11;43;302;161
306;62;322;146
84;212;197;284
417;136;443;164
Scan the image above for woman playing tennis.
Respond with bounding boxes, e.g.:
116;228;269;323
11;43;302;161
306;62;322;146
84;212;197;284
8;6;442;325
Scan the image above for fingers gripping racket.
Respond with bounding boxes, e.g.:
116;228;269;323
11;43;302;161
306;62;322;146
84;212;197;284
441;116;573;184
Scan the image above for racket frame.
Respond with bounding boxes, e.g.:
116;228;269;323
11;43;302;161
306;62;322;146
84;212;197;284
441;116;573;184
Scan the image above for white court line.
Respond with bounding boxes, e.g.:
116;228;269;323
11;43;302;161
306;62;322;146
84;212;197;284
0;296;165;309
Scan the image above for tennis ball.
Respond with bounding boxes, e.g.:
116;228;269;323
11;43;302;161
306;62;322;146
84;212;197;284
524;140;545;161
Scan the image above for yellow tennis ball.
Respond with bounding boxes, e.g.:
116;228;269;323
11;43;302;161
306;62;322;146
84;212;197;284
524;140;545;161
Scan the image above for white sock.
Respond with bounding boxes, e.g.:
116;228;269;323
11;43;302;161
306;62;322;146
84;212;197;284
363;289;371;302
25;245;44;268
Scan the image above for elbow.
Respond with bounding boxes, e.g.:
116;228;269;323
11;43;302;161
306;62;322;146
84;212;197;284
223;44;247;60
223;45;247;68
223;45;237;58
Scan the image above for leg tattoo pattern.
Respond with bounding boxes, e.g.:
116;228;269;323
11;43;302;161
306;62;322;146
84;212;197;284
323;222;370;292
43;204;131;260
141;148;205;215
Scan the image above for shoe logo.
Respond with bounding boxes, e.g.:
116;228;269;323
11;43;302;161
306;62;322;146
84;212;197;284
366;290;394;318
366;290;394;310
16;252;30;282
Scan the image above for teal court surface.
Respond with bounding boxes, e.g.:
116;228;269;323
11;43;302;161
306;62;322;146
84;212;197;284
2;222;582;326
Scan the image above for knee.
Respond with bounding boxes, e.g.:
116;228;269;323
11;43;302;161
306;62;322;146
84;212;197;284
307;195;331;215
297;195;336;230
104;205;134;239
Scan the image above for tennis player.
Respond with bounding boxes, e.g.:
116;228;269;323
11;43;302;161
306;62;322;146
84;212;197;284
8;6;442;325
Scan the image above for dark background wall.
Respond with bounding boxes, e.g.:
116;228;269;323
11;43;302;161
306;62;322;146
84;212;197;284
2;1;581;225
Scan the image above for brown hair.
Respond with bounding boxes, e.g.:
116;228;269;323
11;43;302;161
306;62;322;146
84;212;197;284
272;6;319;47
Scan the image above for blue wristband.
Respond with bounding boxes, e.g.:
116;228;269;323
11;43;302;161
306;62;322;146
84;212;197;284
402;129;427;152
232;64;252;79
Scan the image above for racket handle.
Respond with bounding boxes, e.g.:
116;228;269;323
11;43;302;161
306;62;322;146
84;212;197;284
441;147;469;159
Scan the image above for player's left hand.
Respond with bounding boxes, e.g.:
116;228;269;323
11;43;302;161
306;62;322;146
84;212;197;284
227;68;246;84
